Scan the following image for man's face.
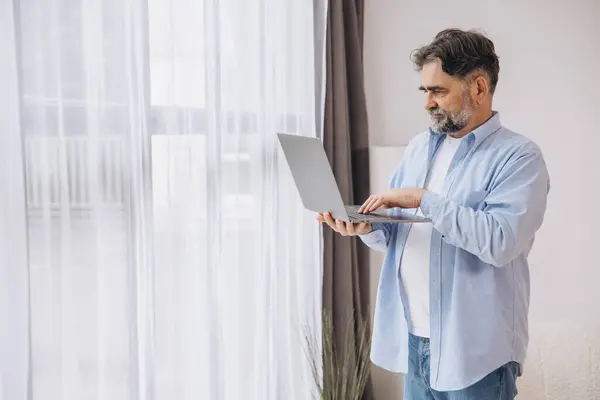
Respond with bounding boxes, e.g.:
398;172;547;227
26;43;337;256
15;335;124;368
419;59;475;134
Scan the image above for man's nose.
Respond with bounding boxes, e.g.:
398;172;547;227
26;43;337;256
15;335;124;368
424;93;437;111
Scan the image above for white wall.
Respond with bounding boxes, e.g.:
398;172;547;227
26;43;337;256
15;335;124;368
364;1;600;399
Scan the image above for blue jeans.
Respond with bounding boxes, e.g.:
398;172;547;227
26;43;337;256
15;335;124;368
404;333;520;400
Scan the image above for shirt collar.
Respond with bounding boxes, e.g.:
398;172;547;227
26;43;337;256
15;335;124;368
429;111;502;149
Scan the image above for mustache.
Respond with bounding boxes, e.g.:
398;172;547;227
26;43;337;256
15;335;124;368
429;108;446;116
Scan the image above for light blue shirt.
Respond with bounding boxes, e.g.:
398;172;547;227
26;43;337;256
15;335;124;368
359;112;550;391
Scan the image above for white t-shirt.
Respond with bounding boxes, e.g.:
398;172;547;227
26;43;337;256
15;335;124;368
400;135;462;338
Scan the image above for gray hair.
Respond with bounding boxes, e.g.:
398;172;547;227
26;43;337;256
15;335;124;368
411;28;500;94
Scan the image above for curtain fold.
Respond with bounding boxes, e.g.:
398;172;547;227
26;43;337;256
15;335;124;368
323;0;373;398
2;0;325;399
0;2;31;399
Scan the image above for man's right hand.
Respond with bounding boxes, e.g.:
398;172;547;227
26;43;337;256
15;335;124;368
316;212;372;236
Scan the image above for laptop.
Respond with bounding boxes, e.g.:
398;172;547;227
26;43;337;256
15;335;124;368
277;133;430;224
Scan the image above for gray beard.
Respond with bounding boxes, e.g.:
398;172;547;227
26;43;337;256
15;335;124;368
429;109;471;134
429;95;474;134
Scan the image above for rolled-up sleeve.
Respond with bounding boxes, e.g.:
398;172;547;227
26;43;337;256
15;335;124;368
420;149;550;267
359;222;392;253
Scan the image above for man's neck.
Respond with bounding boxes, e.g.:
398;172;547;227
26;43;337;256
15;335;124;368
450;109;494;139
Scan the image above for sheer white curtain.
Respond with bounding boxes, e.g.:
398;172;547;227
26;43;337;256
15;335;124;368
1;2;30;400
1;0;325;399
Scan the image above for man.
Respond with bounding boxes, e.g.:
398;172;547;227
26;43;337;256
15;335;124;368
317;29;550;399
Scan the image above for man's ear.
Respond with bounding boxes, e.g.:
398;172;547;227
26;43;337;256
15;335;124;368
474;75;489;102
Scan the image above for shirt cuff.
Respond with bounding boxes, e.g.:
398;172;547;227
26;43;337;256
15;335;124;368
420;191;445;221
358;222;383;240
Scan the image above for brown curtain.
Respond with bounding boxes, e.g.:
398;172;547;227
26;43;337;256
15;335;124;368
322;0;373;398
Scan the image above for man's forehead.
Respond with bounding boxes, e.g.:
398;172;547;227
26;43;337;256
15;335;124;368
420;60;454;88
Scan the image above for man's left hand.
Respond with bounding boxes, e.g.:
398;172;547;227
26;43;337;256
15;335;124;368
358;188;427;214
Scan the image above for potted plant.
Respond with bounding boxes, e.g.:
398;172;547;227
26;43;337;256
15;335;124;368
304;309;372;399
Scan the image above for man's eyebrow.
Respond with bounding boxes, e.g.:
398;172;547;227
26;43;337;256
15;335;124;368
418;85;445;92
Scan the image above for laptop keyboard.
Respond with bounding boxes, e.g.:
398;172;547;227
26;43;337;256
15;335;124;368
345;205;393;222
